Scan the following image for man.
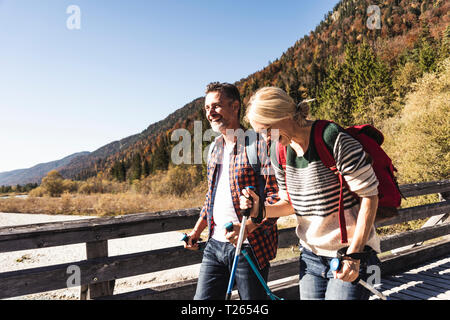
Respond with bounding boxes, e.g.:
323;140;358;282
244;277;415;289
184;82;279;300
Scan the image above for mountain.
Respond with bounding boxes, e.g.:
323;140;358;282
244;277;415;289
9;0;449;184
0;152;90;186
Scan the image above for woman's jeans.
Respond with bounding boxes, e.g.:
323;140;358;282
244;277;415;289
194;238;269;300
299;247;381;300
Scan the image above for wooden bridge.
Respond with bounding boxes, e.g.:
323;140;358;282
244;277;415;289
0;180;449;300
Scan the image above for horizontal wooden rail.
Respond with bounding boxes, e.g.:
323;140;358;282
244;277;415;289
0;208;200;253
398;179;450;198
380;223;450;252
375;201;450;228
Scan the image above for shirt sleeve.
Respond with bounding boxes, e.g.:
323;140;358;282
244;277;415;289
331;129;379;198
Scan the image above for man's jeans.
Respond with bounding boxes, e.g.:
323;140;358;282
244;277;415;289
299;247;381;300
194;238;269;300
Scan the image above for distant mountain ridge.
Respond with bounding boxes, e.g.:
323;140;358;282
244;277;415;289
0;152;90;186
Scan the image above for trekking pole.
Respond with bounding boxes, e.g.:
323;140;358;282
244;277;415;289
241;249;284;300
329;257;388;300
224;222;283;300
225;186;254;300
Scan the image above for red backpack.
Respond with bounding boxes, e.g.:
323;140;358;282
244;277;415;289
276;120;403;244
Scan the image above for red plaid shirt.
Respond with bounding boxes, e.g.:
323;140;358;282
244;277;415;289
199;133;279;269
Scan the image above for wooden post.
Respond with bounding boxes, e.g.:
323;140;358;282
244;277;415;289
80;240;115;300
440;192;450;240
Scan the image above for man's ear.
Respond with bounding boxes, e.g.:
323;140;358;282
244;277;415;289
232;100;240;115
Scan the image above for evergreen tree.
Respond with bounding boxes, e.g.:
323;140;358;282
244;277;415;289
143;158;151;177
318;42;393;126
415;23;438;73
130;153;142;181
152;135;170;171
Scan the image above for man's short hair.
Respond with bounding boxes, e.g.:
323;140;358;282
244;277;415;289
205;82;242;118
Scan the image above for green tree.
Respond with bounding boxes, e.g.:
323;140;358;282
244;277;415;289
317;42;393;126
143;158;151;177
130;153;143;181
416;23;438;73
152;135;170;171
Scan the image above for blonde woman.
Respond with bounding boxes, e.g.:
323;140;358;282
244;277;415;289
240;86;381;300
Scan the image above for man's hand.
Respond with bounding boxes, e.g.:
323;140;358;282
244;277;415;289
239;188;260;218
183;230;201;251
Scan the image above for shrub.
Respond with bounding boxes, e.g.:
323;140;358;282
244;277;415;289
40;170;65;197
382;58;450;184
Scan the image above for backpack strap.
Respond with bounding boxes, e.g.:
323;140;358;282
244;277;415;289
245;132;267;224
314;120;348;244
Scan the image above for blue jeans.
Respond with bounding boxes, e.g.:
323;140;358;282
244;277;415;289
194;238;269;300
299;247;381;300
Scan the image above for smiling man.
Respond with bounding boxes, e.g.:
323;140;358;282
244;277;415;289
183;82;279;300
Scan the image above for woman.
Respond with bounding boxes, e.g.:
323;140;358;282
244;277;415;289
240;87;381;300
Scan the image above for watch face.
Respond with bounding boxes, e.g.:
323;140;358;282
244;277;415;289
330;258;341;272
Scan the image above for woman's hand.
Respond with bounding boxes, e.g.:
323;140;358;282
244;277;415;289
333;257;360;283
239;188;260;218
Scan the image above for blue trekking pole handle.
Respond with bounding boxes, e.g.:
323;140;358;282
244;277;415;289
225;187;255;300
330;257;388;300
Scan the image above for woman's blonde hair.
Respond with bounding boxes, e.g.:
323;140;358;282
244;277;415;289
245;87;309;127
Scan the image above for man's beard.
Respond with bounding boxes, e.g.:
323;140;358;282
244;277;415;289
209;119;228;133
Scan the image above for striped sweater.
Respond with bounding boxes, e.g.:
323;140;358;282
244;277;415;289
270;121;381;257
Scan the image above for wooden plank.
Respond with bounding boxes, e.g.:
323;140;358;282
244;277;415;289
380;223;450;252
399;180;450;198
0;244;203;299
277;227;298;248
383;278;442;299
96;279;199;300
388;291;421;300
381;276;436;291
267;257;298;281
405;271;450;286
375;201;450;228
418;269;450;281
0;208;201;253
398;273;450;291
390;212;449;253
380;240;450;276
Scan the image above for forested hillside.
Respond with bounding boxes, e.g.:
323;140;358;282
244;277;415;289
37;0;450;186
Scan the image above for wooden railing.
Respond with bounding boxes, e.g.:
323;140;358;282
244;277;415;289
0;180;449;300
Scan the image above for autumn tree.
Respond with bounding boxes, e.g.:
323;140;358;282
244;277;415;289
41;170;65;197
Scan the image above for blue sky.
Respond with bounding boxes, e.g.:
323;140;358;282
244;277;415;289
0;0;339;173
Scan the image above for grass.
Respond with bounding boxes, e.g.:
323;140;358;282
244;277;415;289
0;188;207;217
